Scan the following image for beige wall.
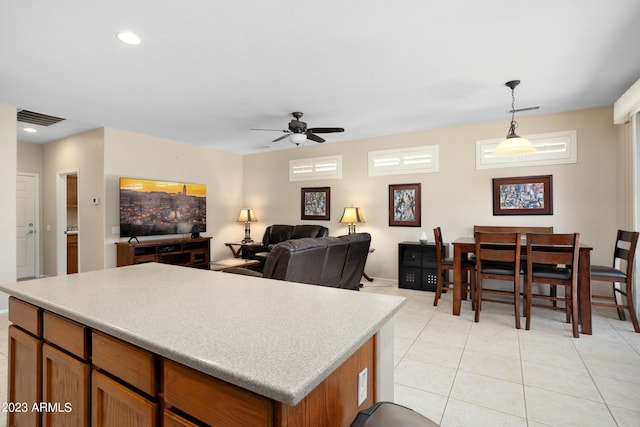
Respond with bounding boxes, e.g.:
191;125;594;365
243;106;620;280
0;104;17;310
103;128;244;268
42;128;105;275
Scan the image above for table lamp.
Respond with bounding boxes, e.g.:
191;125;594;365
340;207;365;234
237;209;257;243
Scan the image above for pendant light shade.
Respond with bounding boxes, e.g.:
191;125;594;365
493;80;536;157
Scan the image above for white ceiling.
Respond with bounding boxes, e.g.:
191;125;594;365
2;1;640;154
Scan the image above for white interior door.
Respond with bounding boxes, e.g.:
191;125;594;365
16;173;38;279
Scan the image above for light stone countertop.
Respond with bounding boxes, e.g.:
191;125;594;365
0;263;405;405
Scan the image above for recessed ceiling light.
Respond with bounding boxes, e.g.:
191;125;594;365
23;127;37;133
116;31;141;45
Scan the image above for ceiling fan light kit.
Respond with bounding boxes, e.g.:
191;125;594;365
251;112;344;146
289;133;307;145
493;80;537;157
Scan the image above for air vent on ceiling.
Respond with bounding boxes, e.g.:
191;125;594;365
17;109;65;126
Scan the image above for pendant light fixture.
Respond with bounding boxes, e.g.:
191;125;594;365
493;80;536;157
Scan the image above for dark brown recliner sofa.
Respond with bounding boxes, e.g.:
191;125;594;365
241;224;329;263
228;233;371;291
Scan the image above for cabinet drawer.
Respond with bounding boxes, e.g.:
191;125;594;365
9;297;42;336
164;359;273;427
44;311;90;360
92;331;157;396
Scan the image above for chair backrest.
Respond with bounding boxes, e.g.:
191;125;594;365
474;225;553;234
433;227;446;265
337;233;372;290
475;231;521;268
318;237;350;287
262;238;327;284
526;233;580;271
612;230;639;277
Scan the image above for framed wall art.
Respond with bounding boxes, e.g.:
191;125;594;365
492;175;553;215
301;187;331;220
389;183;421;226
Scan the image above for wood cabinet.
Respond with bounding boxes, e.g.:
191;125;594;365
67;234;78;274
398;241;442;291
42;344;89;426
8;296;375;427
67;174;77;209
115;237;211;269
91;370;157;427
8;325;42;427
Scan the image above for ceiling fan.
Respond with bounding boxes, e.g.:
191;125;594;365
251;112;344;145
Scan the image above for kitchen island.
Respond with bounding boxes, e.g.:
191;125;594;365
1;263;404;426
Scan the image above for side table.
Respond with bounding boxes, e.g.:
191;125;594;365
224;242;243;258
210;258;261;271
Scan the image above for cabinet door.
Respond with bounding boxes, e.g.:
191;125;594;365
67;235;78;274
91;370;157;427
42;344;89;427
8;325;42;427
164;409;200;427
66;175;77;209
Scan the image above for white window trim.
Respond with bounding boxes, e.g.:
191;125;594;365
476;130;577;169
368;145;439;177
289;155;342;182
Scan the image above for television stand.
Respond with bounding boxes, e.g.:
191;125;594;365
116;237;211;269
128;236;140;243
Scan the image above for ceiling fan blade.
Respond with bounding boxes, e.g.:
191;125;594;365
272;133;291;143
306;132;325;143
251;128;288;132
307;127;344;134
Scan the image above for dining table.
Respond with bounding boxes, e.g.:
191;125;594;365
452;236;594;335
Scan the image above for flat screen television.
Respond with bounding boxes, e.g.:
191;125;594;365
119;177;206;238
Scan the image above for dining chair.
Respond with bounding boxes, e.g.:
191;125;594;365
524;233;580;338
590;230;639;333
474;231;522;328
432;227;475;308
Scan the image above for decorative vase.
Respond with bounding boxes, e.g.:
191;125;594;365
419;231;428;244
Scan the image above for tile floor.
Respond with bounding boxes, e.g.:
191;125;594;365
361;280;640;426
0;280;639;426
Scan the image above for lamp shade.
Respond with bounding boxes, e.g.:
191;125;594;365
340;207;365;224
289;133;307;145
237;209;257;223
493;135;536;157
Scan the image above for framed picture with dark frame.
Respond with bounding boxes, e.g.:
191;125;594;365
389;183;421;227
301;187;331;220
492;175;553;215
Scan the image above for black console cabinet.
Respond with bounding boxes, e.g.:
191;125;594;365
398;241;444;291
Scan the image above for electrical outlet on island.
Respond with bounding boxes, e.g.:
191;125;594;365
358;367;368;406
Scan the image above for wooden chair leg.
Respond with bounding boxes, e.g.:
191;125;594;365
525;279;531;331
625;281;640;333
433;270;445;306
474;278;482;322
514;277;521;329
571;285;579;338
613;282;627;321
469;271;476;311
